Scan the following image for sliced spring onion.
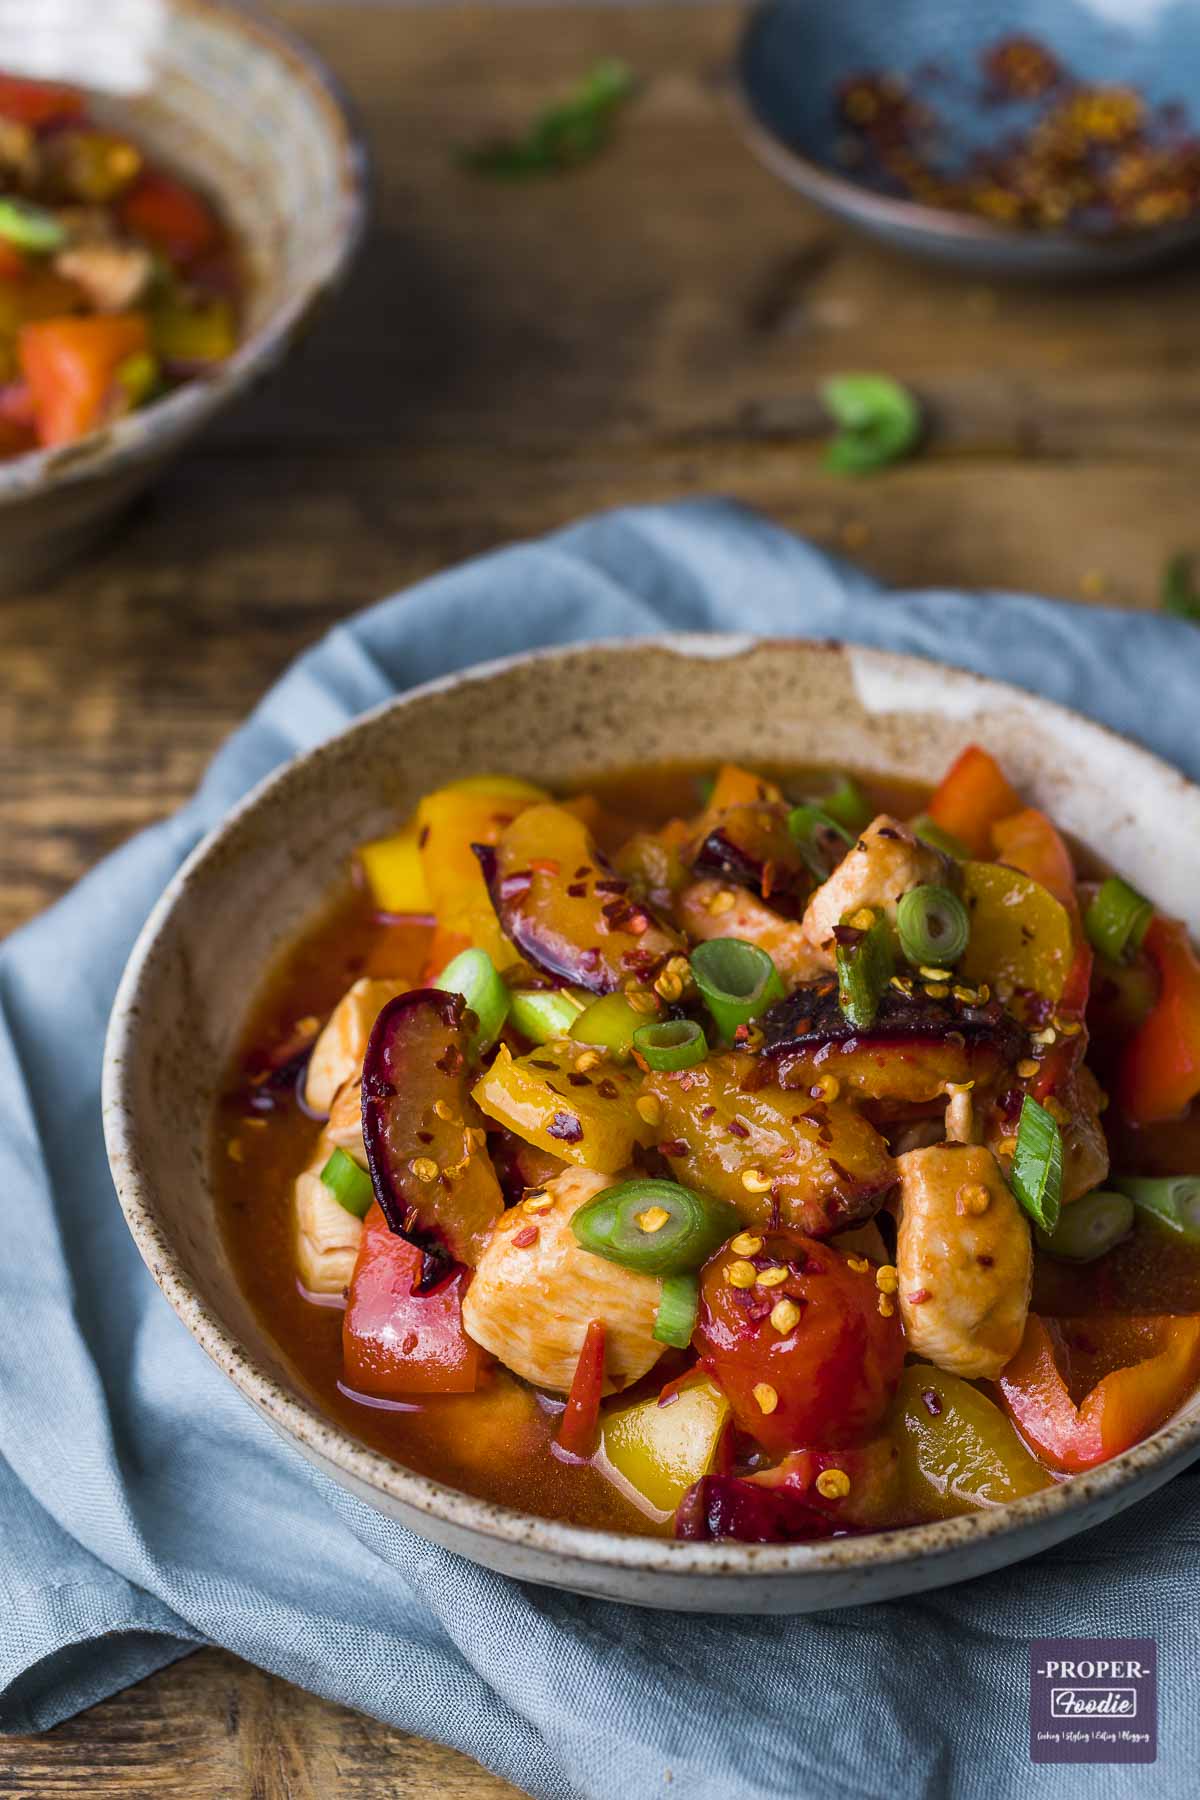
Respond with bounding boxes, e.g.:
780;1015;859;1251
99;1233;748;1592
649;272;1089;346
896;884;970;967
821;372;921;476
1111;1175;1200;1245
508;986;587;1044
571;1177;740;1276
320;1147;374;1219
1084;876;1153;964
910;813;970;861
816;774;872;836
0;196;66;252
633;1017;708;1072
654;1271;700;1348
835;916;894;1030
690;938;785;1041
570;991;645;1059
1035;1190;1134;1262
432;946;509;1055
787;803;855;880
1011;1095;1063;1236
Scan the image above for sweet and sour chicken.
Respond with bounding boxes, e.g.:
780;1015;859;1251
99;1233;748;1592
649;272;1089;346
219;751;1200;1542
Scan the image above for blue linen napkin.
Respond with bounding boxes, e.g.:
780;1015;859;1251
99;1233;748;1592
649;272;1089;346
2;498;1198;1796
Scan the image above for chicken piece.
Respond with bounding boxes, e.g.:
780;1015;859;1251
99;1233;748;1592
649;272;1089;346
802;815;948;965
327;1077;366;1167
294;1142;362;1296
461;1167;664;1394
55;242;153;311
678;878;826;987
304;977;408;1114
895;1143;1031;1379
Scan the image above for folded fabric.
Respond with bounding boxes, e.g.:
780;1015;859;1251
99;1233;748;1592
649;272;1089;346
2;499;1197;1798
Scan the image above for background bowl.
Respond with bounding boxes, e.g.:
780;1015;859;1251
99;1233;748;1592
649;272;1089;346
736;0;1200;278
0;0;367;591
103;637;1200;1613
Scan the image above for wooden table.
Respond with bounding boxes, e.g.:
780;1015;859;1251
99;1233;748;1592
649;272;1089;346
2;3;1195;1792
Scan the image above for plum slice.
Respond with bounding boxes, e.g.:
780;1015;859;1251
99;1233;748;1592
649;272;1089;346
691;802;813;918
474;802;684;993
757;978;1027;1106
361;988;503;1284
643;1052;896;1236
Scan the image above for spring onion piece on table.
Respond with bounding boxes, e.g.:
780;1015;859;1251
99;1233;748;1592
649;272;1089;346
1084;876;1153;964
690;939;785;1041
570;991;646;1059
571;1177;740;1276
0;196;66;252
835;916;894;1030
654;1271;700;1349
910;813;971;861
1035;1190;1135;1262
432;946;509;1055
896;884;970;967
508;986;587;1044
787;803;854;880
633;1017;708;1072
1111;1175;1200;1244
815;774;872;836
320;1147;374;1219
821;372;921;476
1011;1095;1063;1236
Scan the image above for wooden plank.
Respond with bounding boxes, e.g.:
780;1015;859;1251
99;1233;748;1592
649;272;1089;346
0;1647;523;1798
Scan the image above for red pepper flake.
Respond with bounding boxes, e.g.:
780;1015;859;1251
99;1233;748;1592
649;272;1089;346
908;1287;932;1305
922;1387;942;1418
567;882;588;898
531;858;560;876
548;1111;584;1144
593;878;628;896
512;1225;540;1249
567;1071;593;1088
417;824;430;849
627;912;650;936
500;871;533;900
558;1319;606;1459
727;1119;750;1139
659;1138;689;1158
596;1078;619;1100
574;865;592;879
699;1104;716;1119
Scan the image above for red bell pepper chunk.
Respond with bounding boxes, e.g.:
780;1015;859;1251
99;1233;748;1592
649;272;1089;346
343;1204;482;1397
18;313;149;448
991;808;1079;917
998;1312;1200;1474
1118;915;1200;1125
557;1319;606;1459
0;240;28;280
119;170;219;266
0;74;83;128
926;745;1022;857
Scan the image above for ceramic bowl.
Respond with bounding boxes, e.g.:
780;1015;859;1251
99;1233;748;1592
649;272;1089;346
736;0;1200;278
0;0;367;592
103;638;1200;1613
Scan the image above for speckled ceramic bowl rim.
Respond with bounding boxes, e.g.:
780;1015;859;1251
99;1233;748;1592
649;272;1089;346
732;1;1200;267
104;635;1200;1579
0;0;368;502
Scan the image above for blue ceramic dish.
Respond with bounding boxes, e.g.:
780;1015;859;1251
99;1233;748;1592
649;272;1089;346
736;0;1200;277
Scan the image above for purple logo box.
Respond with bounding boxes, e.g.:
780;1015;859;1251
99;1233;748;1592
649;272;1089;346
1030;1638;1156;1763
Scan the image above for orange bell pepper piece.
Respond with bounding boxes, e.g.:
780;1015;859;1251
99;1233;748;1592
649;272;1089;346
1118;915;1200;1125
18;313;148;447
992;808;1079;917
926;745;1022;857
343;1204;482;1397
999;1313;1200;1474
0;74;83;128
558;1319;607;1459
119;170;219;266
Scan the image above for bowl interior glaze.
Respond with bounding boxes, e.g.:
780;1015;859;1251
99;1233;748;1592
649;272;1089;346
103;639;1200;1612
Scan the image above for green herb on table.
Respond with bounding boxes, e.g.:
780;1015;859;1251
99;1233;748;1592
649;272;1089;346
821;373;921;475
1162;550;1200;620
459;59;635;179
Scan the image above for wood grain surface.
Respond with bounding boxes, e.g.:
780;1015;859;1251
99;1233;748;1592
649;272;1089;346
2;2;1196;1793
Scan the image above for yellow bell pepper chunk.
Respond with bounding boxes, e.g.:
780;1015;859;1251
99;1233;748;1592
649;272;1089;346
357;824;431;915
600;1375;730;1518
958;860;1075;1004
471;1041;651;1174
416;775;548;969
893;1365;1051;1520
